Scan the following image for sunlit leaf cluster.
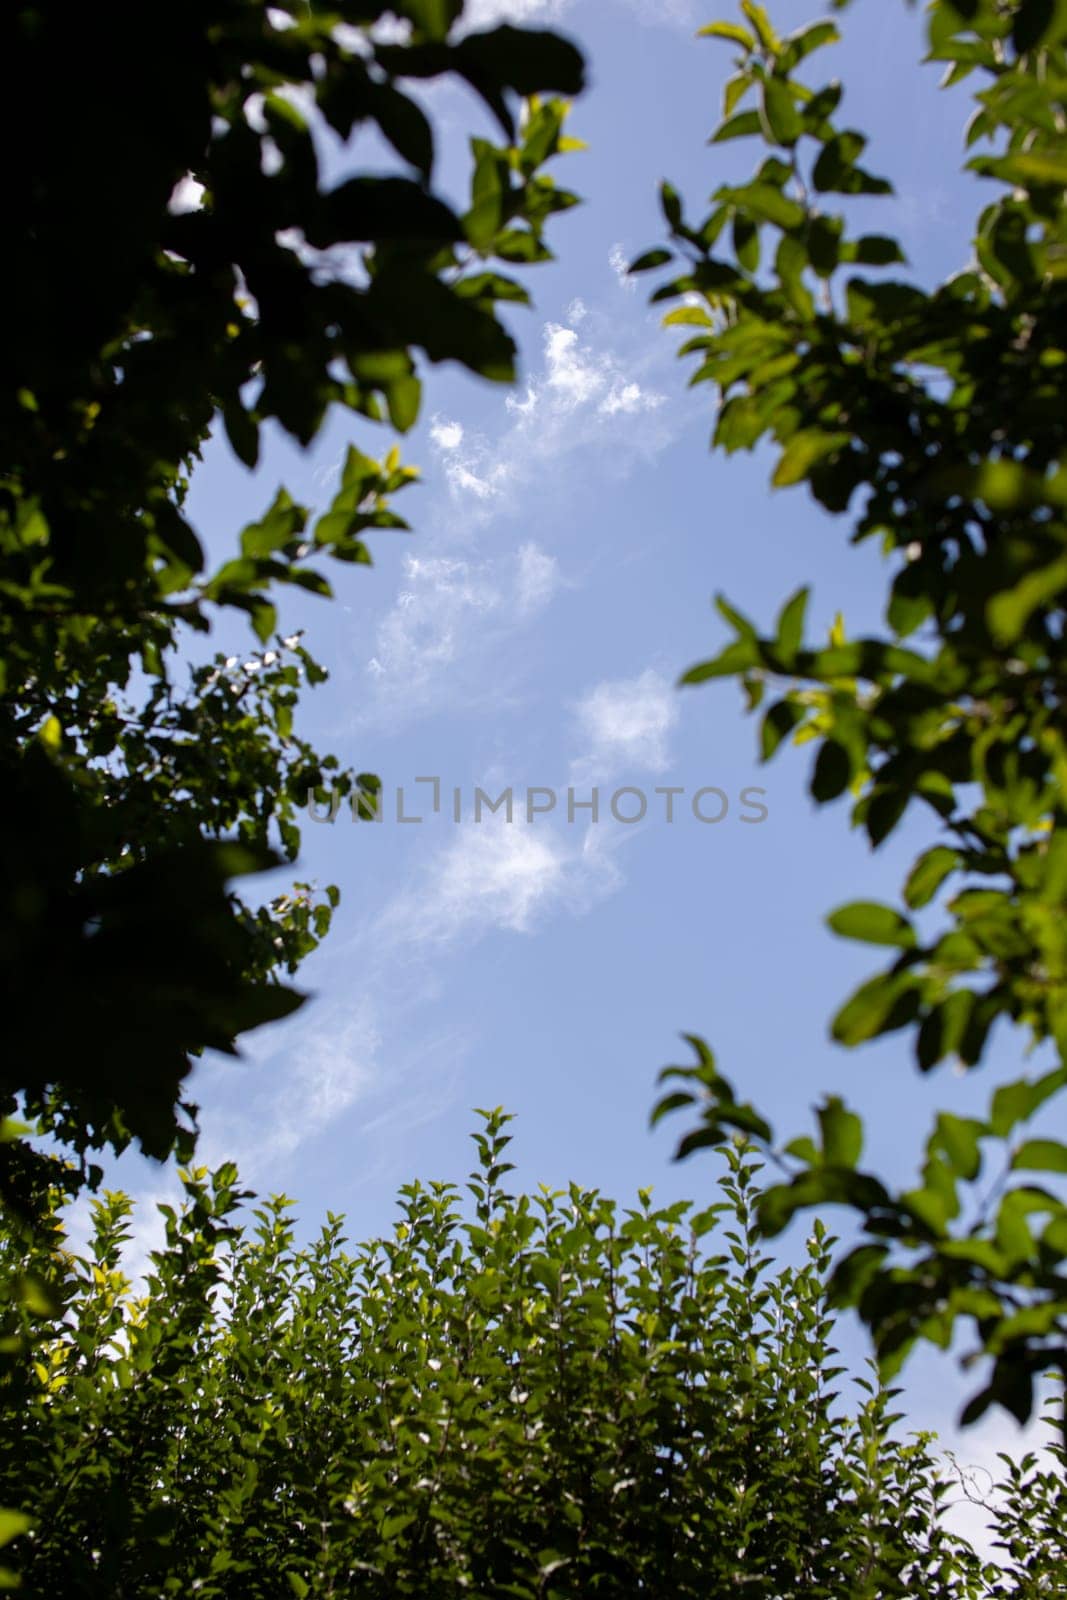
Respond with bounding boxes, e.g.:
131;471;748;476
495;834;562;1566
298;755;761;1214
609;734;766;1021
3;1117;1044;1596
643;0;1067;1432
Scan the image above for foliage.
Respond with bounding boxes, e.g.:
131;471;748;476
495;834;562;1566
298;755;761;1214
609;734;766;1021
0;1114;1023;1597
974;1403;1067;1596
2;1;584;1193
641;0;1067;1432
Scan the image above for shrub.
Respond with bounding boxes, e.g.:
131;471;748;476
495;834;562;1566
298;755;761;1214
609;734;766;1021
0;1114;1021;1597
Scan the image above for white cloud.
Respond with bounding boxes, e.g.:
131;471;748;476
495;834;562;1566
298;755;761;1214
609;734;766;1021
198;1001;381;1175
370;670;678;960
600;379;662;417
448;461;505;499
543;322;607;407
503;321;665;426
359;317;671;724
461;0;573;25
504;383;539;418
609;243;635;290
367;554;502;683
629;0;697;20
413;824;567;939
273;1004;380;1158
515;542;560;615
459;0;694;28
379;815;621;950
571;668;678;784
363;545;557;722
430;417;511;501
424;319;671;515
430;417;464;451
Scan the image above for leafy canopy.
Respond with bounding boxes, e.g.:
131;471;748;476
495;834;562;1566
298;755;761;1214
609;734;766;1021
3;1116;1048;1597
1;0;584;1196
642;0;1067;1435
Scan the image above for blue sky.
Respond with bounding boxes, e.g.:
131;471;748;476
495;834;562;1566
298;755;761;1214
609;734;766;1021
88;0;1059;1537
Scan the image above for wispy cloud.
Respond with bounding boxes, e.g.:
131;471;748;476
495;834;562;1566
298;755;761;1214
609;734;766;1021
423;317;666;517
357;307;672;725
515;541;562;615
570;668;678;785
378;814;622;951
371;665;680;955
218;659;681;1165
609;242;636;291
461;0;573;26
278;1003;381;1157
362;541;558;724
429;416;464;451
199;1001;381;1172
368;554;502;683
459;0;696;28
505;319;664;425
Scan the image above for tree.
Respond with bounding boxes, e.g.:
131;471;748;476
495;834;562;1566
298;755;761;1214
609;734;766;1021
1;1;584;1200
0;1114;1023;1596
639;0;1067;1435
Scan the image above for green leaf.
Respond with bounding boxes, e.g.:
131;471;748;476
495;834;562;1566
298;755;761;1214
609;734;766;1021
649;1090;696;1127
827;902;916;948
371;84;434;178
811;740;851;802
780;21;840;71
817;1096;863;1168
1011;1139;1067;1174
711;110;763;143
977;149;1067;187
629;248;673;272
760;698;805;759
933;1114;985;1182
0;1512;31;1550
454;26;585;98
988;555;1067;645
251;600;278;644
726;181;805;228
832;973;918;1046
761;79;802;146
903;846;959;909
680;638;759;682
698;22;756;48
660;180;683;230
1012;0;1061;53
774;586;808;663
772;431;849;487
386;374;421;432
223;402;260;469
807;215;842;275
846;235;906;267
741;1;780;51
733;214;760;273
811;131;886;194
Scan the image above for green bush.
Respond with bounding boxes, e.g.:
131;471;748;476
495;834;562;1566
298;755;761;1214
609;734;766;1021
6;1114;1057;1597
